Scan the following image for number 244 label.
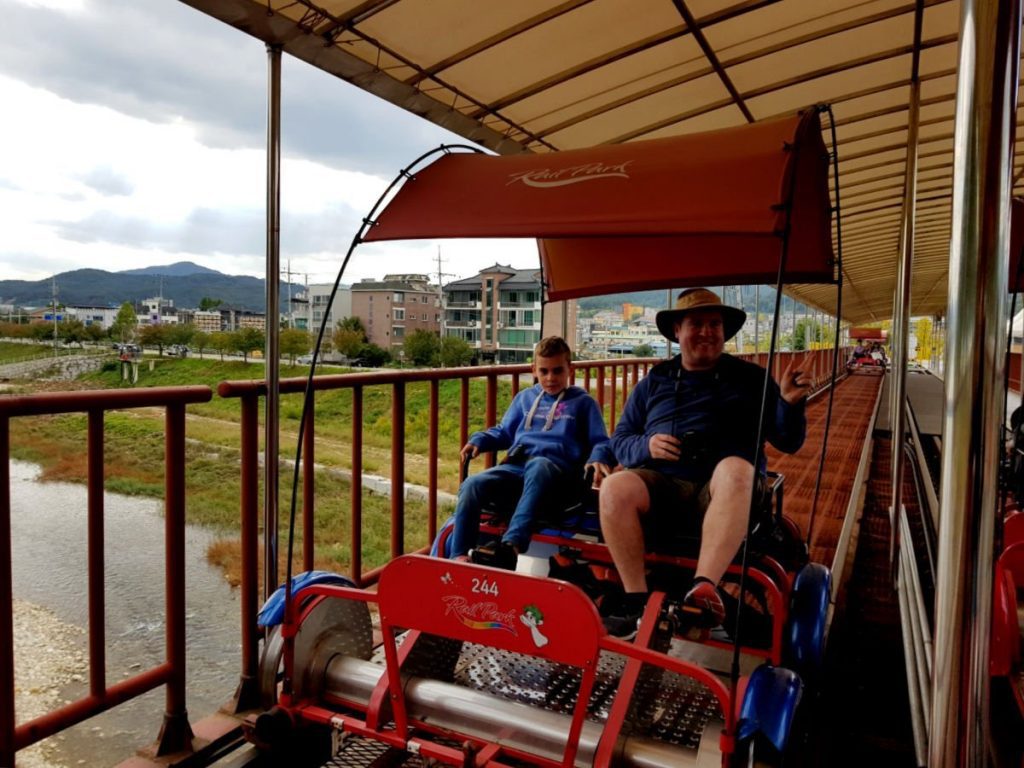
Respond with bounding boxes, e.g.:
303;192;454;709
471;577;499;597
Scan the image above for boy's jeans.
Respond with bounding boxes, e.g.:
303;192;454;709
449;456;564;557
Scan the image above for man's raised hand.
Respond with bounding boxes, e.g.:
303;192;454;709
781;356;813;404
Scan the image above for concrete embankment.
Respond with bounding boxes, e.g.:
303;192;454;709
0;353;112;382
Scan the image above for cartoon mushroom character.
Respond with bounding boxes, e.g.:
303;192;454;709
520;604;548;648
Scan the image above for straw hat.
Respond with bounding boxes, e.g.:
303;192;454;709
655;288;746;342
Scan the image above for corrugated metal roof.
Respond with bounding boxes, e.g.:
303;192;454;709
179;0;1023;323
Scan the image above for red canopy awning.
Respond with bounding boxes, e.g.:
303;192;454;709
365;111;835;299
849;327;887;341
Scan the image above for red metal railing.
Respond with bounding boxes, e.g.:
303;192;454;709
0;386;212;767
218;350;841;710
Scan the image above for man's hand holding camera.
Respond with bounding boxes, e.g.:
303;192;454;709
648;433;682;461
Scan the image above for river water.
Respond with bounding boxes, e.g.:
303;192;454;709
9;461;242;767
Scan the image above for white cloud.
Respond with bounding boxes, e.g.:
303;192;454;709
7;0;85;11
0;3;546;291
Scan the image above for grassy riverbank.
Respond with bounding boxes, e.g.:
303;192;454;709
7;356;519;583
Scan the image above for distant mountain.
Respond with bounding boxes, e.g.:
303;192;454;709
119;261;221;277
577;286;804;315
577;290;677;313
0;267;301;312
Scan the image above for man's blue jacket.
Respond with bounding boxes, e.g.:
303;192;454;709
610;354;806;482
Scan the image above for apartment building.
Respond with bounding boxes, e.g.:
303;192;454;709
139;296;179;325
302;283;352;335
442;264;577;364
193;310;223;333
64;305;121;329
350;275;441;353
190;307;266;332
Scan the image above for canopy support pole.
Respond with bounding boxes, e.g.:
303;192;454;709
888;43;922;571
930;0;1020;764
264;43;282;603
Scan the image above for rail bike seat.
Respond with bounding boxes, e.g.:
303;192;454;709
431;454;599;556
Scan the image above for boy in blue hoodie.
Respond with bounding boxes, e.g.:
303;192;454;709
450;336;614;570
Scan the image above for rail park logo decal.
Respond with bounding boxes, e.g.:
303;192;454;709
442;595;518;636
506;161;632;188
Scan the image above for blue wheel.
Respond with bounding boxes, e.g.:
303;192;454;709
783;563;831;680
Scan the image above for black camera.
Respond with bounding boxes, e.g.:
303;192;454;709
677;430;710;464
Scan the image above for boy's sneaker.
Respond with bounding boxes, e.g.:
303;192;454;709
600;593;648;640
681;577;727;628
470;541;518;571
602;607;643;640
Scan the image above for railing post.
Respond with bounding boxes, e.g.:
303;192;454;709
87;411;106;699
154;403;193;756
428;381;439;544
459;379;469;450
351;386;363;585
596;365;606;426
609;365;618;429
391;382;406;559
484;374;497;468
303;401;315;571
0;417;13;768
230;394;261;712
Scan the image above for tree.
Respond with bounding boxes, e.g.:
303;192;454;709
333;328;365;359
914;316;933;363
439;336;474;367
232;327;265;363
30;322;54;342
110;302;138;343
281;328;312;363
632;343;654;357
337;316;367;337
793;318;823;351
83;323;105;344
358;342;391;367
209;331;232;361
332;316;368;359
199;297;223;311
57;318;87;347
167;324;194;347
139;323;171;355
191;330;210;359
403;329;440;366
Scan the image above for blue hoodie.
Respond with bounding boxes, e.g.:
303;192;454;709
611;354;806;482
469;384;614;472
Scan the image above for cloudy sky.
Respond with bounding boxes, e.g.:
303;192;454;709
0;0;538;288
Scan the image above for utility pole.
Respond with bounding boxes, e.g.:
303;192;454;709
51;277;58;356
435;246;456;342
306;274;312;335
283;260;302;328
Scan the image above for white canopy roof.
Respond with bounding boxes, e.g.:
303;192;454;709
179;0;1024;324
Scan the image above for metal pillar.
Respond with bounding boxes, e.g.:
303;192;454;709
264;44;282;601
792;298;798;351
754;285;760;352
930;0;1020;763
889;70;921;560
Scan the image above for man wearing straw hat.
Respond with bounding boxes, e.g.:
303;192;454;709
599;288;812;639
